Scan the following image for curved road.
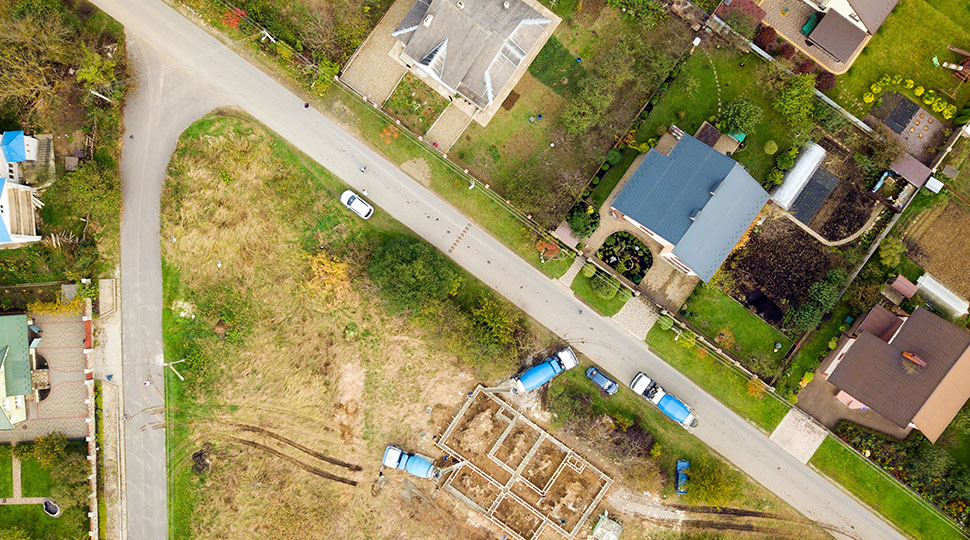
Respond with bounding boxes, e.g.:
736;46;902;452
97;2;906;539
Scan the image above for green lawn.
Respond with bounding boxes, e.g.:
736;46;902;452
382;73;449;136
0;446;11;499
20;443;86;498
635;48;795;184
323;86;572;278
590;147;638;207
811;437;966;540
646;325;789;432
940;136;970;196
0;504;88;539
829;0;970;118
776;303;849;397
570;271;629;316
683;285;792;369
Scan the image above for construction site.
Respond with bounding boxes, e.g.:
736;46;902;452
436;386;613;540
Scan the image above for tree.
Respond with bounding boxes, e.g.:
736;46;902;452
879;237;905;269
721;98;763;135
44;161;121;234
368;236;458;312
753;25;777;50
76;46;117;95
49;452;89;509
773;73;816;127
775;151;795;171
590;273;620;300
687;458;740;506
473;295;521;347
14;432;67;468
567;204;597;238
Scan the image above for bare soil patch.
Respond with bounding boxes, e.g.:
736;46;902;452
400;157;432;187
494;496;543;539
809;181;877;241
495;421;541;469
904;200;970;298
522;439;566;490
450;467;501;510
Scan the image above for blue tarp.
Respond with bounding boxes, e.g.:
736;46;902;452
657;394;691;424
0;131;26;163
518;361;561;391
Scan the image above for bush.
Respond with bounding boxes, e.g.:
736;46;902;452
815;71;836;92
763;140;778;155
903;79;914;89
778;43;795;59
879;236;904;268
753;25;777;50
767;168;785;185
590;273;621;300
914;85;924;96
863;92;875;103
776;151;795;171
687;458;741;506
567;203;599;238
870;82;883;94
773;73;816;128
582;263;597;278
368;236;458;313
606;148;623;165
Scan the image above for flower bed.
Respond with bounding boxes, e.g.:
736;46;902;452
834;421;970;526
596;232;652;284
383;74;450;136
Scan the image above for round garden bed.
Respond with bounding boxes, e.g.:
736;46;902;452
596;232;653;284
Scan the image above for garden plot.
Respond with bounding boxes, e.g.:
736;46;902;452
903;200;970;298
438;387;612;540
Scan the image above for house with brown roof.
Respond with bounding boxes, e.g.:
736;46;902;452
822;306;970;442
802;0;897;67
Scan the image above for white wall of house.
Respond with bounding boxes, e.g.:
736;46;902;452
803;0;869;33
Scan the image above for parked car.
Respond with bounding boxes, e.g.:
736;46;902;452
340;190;374;219
585;366;618;395
512;347;579;394
630;372;698;429
676;459;689;495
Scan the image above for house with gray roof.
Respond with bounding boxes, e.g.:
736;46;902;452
609;133;769;282
391;0;559;125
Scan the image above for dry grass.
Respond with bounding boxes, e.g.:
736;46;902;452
903;200;970;298
161;113;506;540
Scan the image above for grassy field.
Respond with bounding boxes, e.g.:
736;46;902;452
0;446;10;499
322;85;573;278
635;47;795;184
828;0;970;118
811;437;966;540
0;504;88;539
683;285;792;370
570;271;629;316
646;326;789;432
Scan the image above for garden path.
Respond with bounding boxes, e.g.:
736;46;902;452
425;104;474;152
702;49;722;115
781;204;883;247
1;455;47;505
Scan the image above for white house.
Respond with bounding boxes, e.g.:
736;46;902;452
0;131;43;246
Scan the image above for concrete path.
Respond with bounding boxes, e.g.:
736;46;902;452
90;2;908;539
769;409;828;464
425;104;473;151
612;297;659;341
2;456;46;505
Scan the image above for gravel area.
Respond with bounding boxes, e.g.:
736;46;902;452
611;296;659;341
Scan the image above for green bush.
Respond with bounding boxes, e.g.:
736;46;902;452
566;203;599;238
601;163;610;172
763;140;778;155
767;168;785;185
914;86;924;96
582;263;597;278
775;151;795;171
863;92;875;103
590;273;621;300
368;236;458;313
870;83;883;94
879;237;904;268
903;79;914;89
721;97;763;135
606;148;623;165
891;74;903;85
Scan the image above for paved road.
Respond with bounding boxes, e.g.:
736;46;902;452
95;2;908;539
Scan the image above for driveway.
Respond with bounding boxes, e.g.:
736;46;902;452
92;2;906;539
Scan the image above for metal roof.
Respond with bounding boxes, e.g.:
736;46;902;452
394;0;551;108
891;153;932;187
0;314;30;398
848;0;897;33
829;308;970;439
612;134;769;282
0;132;26;163
808;11;867;63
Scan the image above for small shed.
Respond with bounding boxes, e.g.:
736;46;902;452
772;143;826;210
925;176;945;194
891;153;932;187
917;273;970;318
891;275;918;299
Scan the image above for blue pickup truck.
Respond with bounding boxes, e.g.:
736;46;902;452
630;372;698;428
512;347;579;393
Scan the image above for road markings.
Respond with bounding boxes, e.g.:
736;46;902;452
449;223;472;253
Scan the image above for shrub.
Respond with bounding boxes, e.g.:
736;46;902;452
880;74;892;85
687;458;741;506
753;25;777;50
776;151;795;171
891;74;903;85
879;236;904;268
590;273;621;300
870;82;882;94
763;140;778;155
773;73;816;127
601;163;610;171
368;236;459;313
863;92;875;103
796;60;815;74
778;43;795;59
606;148;623;165
721;97;763;134
582;263;597;278
903;79;914;89
567;203;599;238
914;85;924;96
767;168;785;185
815;71;836;92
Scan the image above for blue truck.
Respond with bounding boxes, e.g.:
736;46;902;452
512;347;579;394
675;459;690;495
630;372;698;428
382;445;440;480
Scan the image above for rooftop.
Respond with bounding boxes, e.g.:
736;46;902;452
808;10;868;64
829;308;970;441
0;131;26;163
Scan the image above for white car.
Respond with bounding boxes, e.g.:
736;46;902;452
340;190;374;219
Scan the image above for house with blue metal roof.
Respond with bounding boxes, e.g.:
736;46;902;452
0;131;43;246
609;132;769;282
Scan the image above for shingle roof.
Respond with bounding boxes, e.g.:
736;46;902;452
891;153;932;187
611;134;769;282
394;0;551;108
829;308;970;437
0;314;30;398
848;0;897;34
851;304;903;341
808;11;867;63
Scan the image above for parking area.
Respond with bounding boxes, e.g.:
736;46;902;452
0;313;87;443
437;387;612;540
